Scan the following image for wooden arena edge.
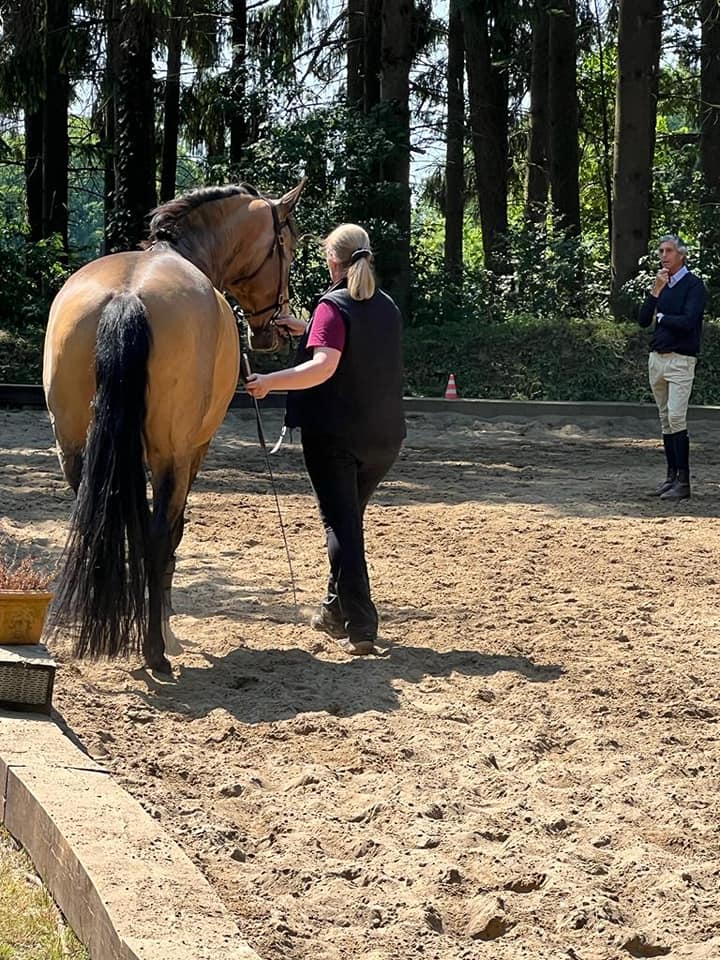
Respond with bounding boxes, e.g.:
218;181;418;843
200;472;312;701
0;711;261;960
4;382;720;421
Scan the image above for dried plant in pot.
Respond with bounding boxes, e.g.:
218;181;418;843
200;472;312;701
0;551;55;646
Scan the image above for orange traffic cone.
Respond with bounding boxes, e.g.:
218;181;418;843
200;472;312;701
444;373;458;399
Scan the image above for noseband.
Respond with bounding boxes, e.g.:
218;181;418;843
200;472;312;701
232;199;296;332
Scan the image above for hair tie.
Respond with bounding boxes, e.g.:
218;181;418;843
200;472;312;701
350;248;372;264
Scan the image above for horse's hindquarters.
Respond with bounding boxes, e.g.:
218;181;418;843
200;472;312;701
44;296;102;465
143;285;239;458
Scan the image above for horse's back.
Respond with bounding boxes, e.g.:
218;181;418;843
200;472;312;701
44;249;240;459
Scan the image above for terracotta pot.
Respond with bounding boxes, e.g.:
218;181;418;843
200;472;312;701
0;591;53;645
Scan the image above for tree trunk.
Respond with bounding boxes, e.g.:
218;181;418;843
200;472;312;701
444;0;464;280
107;0;157;251
362;0;384;200
701;0;720;295
347;0;365;106
548;0;580;236
345;0;369;223
365;0;382;112
25;110;44;244
160;0;185;202
103;0;119;249
229;0;247;167
16;0;45;244
379;0;416;316
525;2;549;224
43;0;70;252
611;0;662;299
463;0;509;273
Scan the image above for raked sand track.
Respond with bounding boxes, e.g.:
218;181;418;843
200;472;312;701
2;404;720;960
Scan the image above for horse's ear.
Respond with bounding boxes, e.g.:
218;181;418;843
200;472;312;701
277;178;307;215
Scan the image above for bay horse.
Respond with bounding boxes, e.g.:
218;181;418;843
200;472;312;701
43;181;305;674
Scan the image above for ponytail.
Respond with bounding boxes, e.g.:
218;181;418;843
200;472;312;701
324;224;376;300
347;256;375;300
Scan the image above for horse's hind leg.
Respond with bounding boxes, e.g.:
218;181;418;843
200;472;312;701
144;457;198;672
143;464;182;673
46;403;92;495
159;509;186;657
60;448;83;494
163;442;209;617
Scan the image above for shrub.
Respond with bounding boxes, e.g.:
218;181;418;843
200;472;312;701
0;225;68;383
403;312;720;404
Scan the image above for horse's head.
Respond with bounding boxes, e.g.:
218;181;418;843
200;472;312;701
146;181;306;352
224;180;306;352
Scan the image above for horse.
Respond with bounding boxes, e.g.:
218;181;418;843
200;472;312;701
43;180;305;674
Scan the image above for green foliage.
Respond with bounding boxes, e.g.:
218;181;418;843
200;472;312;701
404;210;720;405
403;309;720;405
249;0;316;78
0;123;105;258
0;225;67;382
411;206;610;323
67;117;105;258
0;134;26;223
576;43;616;251
404;311;637;400
2;0;719;411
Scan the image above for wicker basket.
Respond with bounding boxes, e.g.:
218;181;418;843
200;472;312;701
0;643;56;714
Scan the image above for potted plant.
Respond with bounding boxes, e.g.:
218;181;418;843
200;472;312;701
0;549;54;645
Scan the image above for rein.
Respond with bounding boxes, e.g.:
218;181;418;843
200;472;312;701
235;311;299;620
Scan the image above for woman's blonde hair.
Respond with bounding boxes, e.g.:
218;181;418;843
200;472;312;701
324;223;376;301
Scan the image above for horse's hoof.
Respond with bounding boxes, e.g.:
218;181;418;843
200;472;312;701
146;655;173;676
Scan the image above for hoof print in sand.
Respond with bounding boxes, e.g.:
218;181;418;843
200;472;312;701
622;932;671;958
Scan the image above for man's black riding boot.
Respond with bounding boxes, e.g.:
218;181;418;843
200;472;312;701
656;433;677;494
659;430;691;500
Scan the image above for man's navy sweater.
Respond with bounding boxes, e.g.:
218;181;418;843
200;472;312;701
638;271;706;356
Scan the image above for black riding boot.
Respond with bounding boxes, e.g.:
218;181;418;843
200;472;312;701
656;433;677;495
659;430;691;500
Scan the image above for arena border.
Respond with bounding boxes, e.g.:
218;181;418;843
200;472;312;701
0;709;261;960
3;382;720;421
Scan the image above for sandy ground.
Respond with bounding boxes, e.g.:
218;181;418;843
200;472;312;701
2;404;720;960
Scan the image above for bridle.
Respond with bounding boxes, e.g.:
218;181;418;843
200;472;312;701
230;198;297;332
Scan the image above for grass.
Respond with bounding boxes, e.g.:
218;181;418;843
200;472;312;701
0;828;88;960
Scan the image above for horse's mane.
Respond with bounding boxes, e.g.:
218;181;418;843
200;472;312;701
146;183;262;245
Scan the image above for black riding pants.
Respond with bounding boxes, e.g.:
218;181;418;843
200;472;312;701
301;433;400;642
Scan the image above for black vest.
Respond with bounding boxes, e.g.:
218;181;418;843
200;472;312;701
285;283;406;450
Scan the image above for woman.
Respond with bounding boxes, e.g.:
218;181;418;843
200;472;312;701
245;224;405;655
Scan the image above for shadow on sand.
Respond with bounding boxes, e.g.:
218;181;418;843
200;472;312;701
128;638;564;725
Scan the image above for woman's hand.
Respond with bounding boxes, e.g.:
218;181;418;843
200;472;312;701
245;373;272;399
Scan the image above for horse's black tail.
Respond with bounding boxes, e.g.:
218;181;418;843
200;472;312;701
51;293;152;659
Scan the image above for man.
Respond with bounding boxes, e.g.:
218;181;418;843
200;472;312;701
638;234;706;501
